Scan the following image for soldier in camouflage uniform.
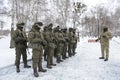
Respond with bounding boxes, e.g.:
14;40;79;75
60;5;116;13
44;23;56;68
68;28;74;57
54;26;65;63
53;26;60;58
61;28;69;59
13;23;31;73
96;27;112;61
28;22;46;77
43;26;48;61
72;29;78;55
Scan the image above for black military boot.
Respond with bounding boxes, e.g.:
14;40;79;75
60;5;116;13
16;66;20;73
24;64;31;68
65;56;68;58
47;65;52;69
56;58;61;63
99;57;104;59
33;68;39;77
56;60;60;63
38;68;47;72
60;60;63;62
62;56;66;60
69;54;72;57
73;52;76;56
50;63;56;66
104;59;108;61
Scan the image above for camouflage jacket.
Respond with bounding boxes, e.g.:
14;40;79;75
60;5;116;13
68;32;76;44
99;31;112;46
28;28;44;49
13;29;27;48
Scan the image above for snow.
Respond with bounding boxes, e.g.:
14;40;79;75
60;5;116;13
0;15;12;30
0;35;32;68
0;36;120;80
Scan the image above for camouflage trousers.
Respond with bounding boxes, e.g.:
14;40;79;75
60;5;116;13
43;45;48;61
15;47;27;66
56;43;64;61
73;43;77;54
68;43;74;56
32;49;43;70
62;43;68;59
47;43;56;66
100;44;109;59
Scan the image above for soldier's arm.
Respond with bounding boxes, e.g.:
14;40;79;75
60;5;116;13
95;35;102;42
13;30;24;43
106;32;112;39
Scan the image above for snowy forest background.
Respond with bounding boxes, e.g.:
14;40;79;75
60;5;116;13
0;0;120;37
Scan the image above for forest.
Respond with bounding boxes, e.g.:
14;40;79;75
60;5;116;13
0;0;120;37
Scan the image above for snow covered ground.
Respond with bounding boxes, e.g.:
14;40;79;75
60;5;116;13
0;35;32;68
0;36;120;80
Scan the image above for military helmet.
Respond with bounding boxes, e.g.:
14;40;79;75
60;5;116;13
69;28;73;31
61;28;67;32
47;23;53;30
63;28;67;31
73;28;76;32
16;22;25;28
103;27;108;32
48;23;53;27
34;22;43;26
33;24;40;29
44;26;48;31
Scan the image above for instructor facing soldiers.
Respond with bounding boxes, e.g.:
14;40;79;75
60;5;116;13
13;23;31;73
96;27;112;61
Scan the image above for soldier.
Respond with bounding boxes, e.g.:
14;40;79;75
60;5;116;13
13;23;31;73
72;29;78;55
61;28;69;59
44;23;56;68
55;26;65;63
53;26;60;58
68;28;74;57
43;26;48;61
96;27;112;61
28;22;47;77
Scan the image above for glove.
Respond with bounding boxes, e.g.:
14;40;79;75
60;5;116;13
95;39;99;42
41;41;47;46
66;38;69;42
102;36;106;38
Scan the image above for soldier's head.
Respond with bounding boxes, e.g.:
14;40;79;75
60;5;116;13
56;26;60;30
73;28;76;34
33;24;41;31
33;22;43;31
103;27;108;32
69;28;73;32
58;28;62;33
62;28;67;33
48;23;53;27
53;26;60;32
34;22;43;26
16;22;25;31
47;23;53;31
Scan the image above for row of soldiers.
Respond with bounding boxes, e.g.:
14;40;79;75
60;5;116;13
12;22;78;77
